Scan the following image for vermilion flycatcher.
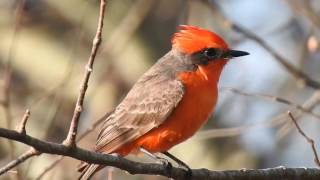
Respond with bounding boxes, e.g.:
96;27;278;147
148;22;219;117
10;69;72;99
79;25;249;179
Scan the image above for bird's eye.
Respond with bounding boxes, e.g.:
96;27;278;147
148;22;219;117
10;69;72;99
204;48;221;59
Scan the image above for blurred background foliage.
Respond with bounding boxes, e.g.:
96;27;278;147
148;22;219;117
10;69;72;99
1;0;320;179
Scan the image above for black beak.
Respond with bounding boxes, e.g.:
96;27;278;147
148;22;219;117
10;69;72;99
227;50;249;58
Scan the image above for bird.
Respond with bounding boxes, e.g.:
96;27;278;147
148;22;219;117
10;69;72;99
78;25;249;179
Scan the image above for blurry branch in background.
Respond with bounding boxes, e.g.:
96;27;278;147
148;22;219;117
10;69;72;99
283;0;320;31
101;0;155;56
195;122;277;140
35;156;62;180
230;24;320;89
36;1;90;150
298;29;313;68
90;0;155;98
1;1;26;179
202;0;320;89
18;5;91;165
288;111;320;167
276;91;320;139
1;0;26;162
222;87;320;120
63;0;107;147
196;90;320;140
28;0;90;109
177;0;191;25
2;0;25;125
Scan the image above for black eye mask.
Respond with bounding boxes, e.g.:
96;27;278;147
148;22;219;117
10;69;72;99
191;48;249;65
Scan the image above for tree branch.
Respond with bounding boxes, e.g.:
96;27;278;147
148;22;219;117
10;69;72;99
222;87;320;120
0;128;319;179
63;0;107;147
0;148;39;176
195;91;320;140
16;109;30;134
288;111;320;167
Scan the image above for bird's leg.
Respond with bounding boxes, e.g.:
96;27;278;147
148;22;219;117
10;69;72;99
161;151;192;177
139;147;172;173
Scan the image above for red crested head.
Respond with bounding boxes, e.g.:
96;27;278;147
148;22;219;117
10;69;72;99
172;25;229;54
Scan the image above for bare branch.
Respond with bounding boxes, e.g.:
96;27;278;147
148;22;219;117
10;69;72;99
0;148;39;176
16;109;30;134
196;91;320;140
0;127;320;179
222;87;320;120
276;91;320;139
64;0;107;147
288;111;320;167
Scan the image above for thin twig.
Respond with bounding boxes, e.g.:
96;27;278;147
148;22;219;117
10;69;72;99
64;0;107;147
282;0;320;31
195;111;287;140
288;111;320;167
222;87;320;120
298;29;312;69
0;148;39;176
276;91;320;140
196;91;320;140
16;109;30;134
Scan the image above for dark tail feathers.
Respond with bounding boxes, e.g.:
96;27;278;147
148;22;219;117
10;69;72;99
78;163;102;180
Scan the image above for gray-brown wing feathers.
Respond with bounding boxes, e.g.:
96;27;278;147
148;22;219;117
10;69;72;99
95;62;185;153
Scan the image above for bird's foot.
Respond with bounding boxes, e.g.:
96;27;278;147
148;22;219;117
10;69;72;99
157;157;173;174
175;162;192;178
184;166;192;178
139;148;173;174
161;151;192;178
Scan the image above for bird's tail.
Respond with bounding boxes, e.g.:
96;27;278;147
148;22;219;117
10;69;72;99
78;162;103;180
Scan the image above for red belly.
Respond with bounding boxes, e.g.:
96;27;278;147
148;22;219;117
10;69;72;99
115;67;218;155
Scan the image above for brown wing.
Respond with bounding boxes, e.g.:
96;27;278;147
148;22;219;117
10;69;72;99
95;53;186;153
